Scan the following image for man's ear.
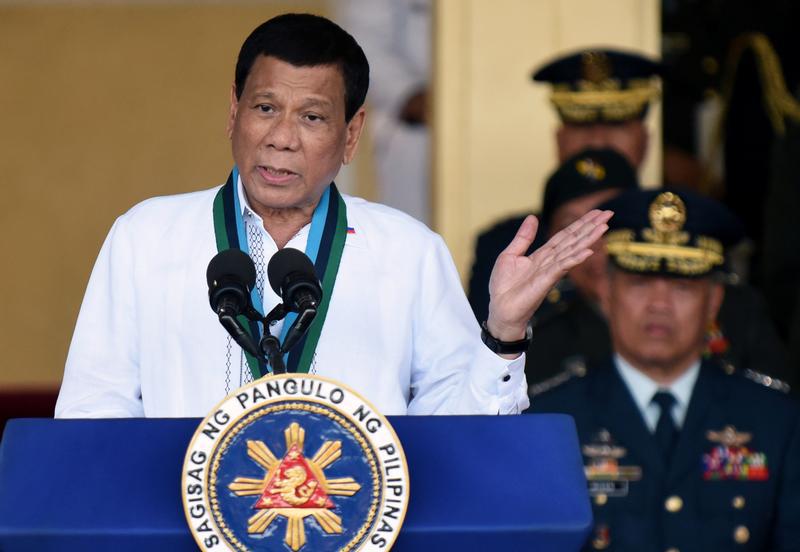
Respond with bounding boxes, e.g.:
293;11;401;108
342;107;366;165
226;84;238;140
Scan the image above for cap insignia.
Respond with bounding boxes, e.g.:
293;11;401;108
582;51;612;83
576;158;606;181
605;191;725;276
643;192;690;246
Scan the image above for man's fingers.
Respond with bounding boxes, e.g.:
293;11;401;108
533;247;595;288
501;214;539;257
535;209;611;252
529;209;612;264
550;222;608;268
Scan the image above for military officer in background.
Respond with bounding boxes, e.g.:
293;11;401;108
520;148;638;389
468;48;661;323
527;188;800;551
468;48;793;394
523;150;792;395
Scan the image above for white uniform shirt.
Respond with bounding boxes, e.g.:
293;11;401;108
56;184;529;418
337;0;431;222
615;354;700;431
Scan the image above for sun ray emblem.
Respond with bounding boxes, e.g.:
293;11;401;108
228;422;361;551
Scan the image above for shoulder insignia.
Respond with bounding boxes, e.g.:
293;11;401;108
722;360;791;393
528;356;587;397
742;368;791;393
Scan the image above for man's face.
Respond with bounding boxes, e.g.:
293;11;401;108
600;269;724;375
549;188;621;302
557;121;647;168
227;56;365;214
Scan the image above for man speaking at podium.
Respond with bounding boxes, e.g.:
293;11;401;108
55;14;610;419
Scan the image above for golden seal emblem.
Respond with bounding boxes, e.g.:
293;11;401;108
182;374;409;551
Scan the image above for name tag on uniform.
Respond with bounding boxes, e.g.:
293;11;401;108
583;429;642;498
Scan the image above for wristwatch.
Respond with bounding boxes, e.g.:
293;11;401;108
480;321;532;354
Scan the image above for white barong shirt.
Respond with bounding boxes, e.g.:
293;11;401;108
56;183;529;418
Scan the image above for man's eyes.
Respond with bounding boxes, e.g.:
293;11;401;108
252;105;325;122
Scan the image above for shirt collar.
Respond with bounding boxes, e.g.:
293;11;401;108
237;174;257;219
615;353;700;424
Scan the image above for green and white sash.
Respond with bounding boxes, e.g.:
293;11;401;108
212;167;348;379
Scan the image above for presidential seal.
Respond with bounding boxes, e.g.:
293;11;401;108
182;374;409;551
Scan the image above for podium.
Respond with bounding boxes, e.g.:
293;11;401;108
0;415;591;551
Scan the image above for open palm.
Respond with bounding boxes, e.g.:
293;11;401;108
487;209;613;341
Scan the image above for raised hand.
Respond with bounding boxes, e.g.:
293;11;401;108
486;209;613;345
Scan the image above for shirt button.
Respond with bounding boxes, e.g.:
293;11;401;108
734;525;750;544
732;496;745;509
665;495;683;513
502;374;511;382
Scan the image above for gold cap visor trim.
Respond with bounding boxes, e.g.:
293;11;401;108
606;237;724;276
550;85;660;123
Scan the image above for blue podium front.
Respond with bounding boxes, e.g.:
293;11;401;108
0;416;591;551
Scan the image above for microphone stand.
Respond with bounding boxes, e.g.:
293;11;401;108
260;304;288;375
248;302;318;377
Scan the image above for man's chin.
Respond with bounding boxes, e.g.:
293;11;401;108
246;189;309;213
625;347;684;371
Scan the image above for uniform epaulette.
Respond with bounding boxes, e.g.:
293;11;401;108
720;359;792;393
741;368;791;393
528;356;587;397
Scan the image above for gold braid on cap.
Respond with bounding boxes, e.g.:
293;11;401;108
605;192;724;276
549;52;660;123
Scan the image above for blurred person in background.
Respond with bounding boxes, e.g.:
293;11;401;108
337;0;432;224
468;48;792;394
468;49;661;323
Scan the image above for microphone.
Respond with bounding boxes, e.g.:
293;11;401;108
267;248;323;313
267;248;323;353
206;249;260;357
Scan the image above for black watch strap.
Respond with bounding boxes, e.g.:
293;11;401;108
480;321;532;354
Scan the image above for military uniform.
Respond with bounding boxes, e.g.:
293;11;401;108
527;358;800;551
466;149;793;392
468;49;660;322
526;189;800;551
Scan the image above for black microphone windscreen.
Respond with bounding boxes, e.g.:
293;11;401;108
267;248;317;296
206;249;257;289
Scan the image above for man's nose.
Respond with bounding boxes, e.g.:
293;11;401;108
645;278;673;310
264;114;300;151
587;127;610;148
